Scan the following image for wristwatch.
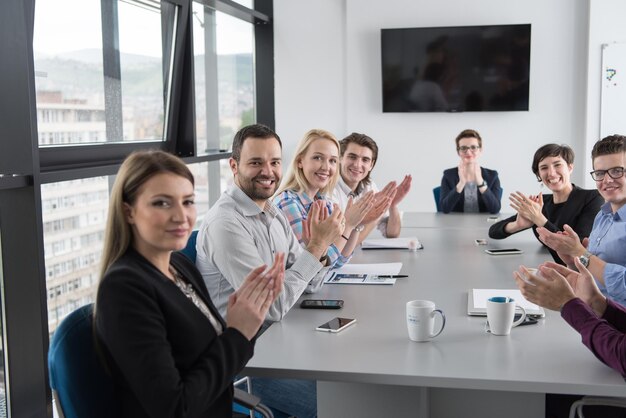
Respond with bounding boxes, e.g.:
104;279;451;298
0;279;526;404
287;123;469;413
578;251;592;268
477;181;487;188
354;224;365;233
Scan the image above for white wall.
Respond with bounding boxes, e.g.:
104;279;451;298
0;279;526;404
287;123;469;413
274;0;347;164
584;0;626;184
275;0;590;212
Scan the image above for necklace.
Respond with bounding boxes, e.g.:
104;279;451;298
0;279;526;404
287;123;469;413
169;266;223;334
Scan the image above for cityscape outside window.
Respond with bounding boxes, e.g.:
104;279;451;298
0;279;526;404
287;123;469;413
193;4;256;154
34;0;168;334
41;178;109;333
34;0;258;334
0;0;269;414
33;0;165;145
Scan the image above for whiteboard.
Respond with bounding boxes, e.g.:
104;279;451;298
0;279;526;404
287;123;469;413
600;43;626;137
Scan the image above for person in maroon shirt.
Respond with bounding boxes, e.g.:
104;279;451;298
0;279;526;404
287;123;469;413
514;260;626;418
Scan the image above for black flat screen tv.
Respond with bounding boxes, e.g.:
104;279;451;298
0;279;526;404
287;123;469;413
381;24;531;112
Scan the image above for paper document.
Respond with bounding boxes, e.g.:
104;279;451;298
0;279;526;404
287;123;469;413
325;273;396;285
468;289;545;317
361;237;422;250
323;262;403;285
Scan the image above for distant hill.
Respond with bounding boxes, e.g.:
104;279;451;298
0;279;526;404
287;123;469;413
34;48;253;101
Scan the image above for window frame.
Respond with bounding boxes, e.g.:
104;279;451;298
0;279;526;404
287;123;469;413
38;0;274;183
0;0;274;415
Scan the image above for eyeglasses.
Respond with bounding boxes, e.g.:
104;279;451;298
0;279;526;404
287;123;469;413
589;166;626;181
457;145;481;153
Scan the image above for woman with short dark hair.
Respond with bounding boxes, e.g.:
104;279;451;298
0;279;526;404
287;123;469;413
489;143;603;264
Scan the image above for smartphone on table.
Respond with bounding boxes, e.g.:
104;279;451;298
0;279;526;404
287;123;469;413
315;317;356;333
300;299;344;309
485;248;523;255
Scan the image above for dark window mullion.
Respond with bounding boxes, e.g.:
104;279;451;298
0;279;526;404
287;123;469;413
1;0;50;415
163;0;196;157
101;0;124;142
197;0;269;25
254;0;274;128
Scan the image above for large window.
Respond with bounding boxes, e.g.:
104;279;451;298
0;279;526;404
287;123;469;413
1;0;273;414
192;1;259;204
41;178;109;334
33;0;169;145
33;0;172;334
33;0;271;336
192;3;257;154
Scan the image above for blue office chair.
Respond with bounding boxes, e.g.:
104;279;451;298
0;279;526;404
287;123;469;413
48;303;121;418
433;186;442;212
433;186;503;213
49;303;273;418
179;229;199;262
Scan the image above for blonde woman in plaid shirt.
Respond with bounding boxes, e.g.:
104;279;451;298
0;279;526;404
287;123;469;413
274;129;373;267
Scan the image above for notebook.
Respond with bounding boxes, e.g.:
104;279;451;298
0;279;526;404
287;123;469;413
467;288;545;317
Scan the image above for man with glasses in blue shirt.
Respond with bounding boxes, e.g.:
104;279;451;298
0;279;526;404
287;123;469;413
537;134;626;306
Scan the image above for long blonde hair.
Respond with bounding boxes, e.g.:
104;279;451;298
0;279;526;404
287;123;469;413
276;129;340;197
99;150;194;279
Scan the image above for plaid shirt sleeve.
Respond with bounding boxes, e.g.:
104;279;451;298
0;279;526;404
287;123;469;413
274;191;306;242
274;192;350;268
324;201;351;268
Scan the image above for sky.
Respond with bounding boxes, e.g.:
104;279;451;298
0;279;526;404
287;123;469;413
33;0;254;58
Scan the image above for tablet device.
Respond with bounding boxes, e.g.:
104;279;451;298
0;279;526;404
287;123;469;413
485;248;523;255
467;289;545;317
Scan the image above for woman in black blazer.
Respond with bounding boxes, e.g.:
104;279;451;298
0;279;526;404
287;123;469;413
95;150;284;418
440;129;502;213
489;144;603;265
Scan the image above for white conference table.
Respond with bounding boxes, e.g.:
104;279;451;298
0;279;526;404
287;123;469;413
402;211;511;229
244;213;626;418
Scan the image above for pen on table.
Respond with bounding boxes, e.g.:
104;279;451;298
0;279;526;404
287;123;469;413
377;275;408;278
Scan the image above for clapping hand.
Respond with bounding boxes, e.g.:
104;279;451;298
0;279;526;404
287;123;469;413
514;259;607;316
457;161;483;188
458;161;481;184
362;183;395;225
509;191;544;227
536;224;586;259
344;192;374;231
308;201;345;248
390;175;412;208
513;263;576;311
227;253;285;340
539;261;599;307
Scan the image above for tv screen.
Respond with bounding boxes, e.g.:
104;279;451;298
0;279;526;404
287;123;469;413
381;24;531;112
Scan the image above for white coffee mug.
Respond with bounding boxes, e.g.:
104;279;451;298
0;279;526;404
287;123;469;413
486;297;526;336
406;300;446;342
